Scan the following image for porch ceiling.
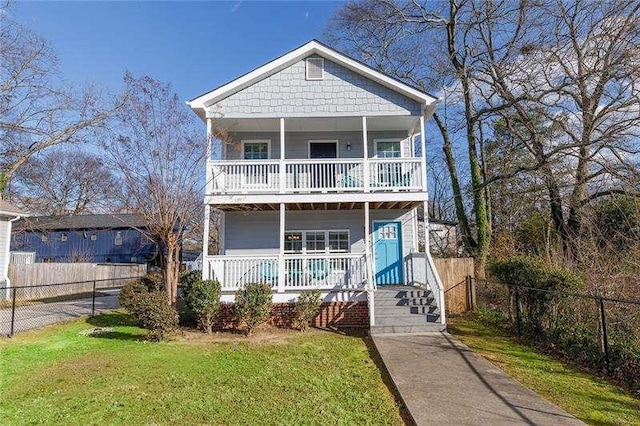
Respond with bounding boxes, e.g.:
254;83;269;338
213;200;422;212
212;115;419;133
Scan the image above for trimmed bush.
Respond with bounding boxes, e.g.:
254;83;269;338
185;279;221;333
119;274;179;341
294;289;322;332
235;283;273;336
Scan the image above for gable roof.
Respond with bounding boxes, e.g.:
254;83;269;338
13;214;148;233
0;200;26;218
188;39;439;119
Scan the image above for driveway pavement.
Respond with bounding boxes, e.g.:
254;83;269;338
372;332;584;426
0;289;120;336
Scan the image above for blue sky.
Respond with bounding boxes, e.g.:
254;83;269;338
13;1;341;102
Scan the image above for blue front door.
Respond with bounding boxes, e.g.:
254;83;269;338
373;221;403;285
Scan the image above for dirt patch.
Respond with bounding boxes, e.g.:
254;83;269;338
172;325;328;345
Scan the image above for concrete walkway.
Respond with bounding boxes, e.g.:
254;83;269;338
0;289;120;336
372;332;584;426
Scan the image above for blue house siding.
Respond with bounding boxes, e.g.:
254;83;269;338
11;229;156;264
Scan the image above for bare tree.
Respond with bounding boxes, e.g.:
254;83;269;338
328;0;498;276
105;73;206;304
11;148;119;215
0;5;121;196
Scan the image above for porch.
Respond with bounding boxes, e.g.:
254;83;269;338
205;252;369;292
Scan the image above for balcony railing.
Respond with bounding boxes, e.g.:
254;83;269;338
208;158;424;195
205;253;368;291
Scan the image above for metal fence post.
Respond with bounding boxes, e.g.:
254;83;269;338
91;280;96;317
10;288;17;337
515;287;522;337
599;297;610;372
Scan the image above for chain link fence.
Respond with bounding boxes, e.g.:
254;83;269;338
1;277;141;337
474;277;640;391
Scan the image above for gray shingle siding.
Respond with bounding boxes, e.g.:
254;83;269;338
212;56;422;118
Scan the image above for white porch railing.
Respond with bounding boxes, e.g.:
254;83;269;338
205;253;367;292
208;158;424;194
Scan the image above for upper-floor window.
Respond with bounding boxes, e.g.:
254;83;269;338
90;233;97;241
242;141;270;160
306;57;324;80
61;233;68;242
375;140;402;158
114;232;123;246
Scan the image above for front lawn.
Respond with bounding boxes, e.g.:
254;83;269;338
0;313;403;425
448;317;640;425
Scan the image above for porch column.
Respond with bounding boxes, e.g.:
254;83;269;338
420;112;429;251
206;118;213;195
202;204;211;280
202;118;214;281
278;203;286;293
364;201;374;325
280;118;285;193
362;116;370;192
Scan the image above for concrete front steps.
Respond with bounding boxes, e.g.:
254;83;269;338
370;286;446;334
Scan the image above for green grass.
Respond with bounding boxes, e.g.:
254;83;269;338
0;312;403;425
448;317;640;425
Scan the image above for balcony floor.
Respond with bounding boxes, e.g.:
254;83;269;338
213;200;422;211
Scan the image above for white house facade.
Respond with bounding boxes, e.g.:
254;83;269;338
188;40;446;332
0;200;26;293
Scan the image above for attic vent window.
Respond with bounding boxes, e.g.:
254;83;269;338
306;58;324;80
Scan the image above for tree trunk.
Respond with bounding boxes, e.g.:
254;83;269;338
434;113;476;252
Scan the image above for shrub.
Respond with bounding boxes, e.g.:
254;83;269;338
179;270;202;293
119;274;178;341
235;283;273;336
134;291;179;341
294;289;322;332
185;279;221;333
489;257;582;333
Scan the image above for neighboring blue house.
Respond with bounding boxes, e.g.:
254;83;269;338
10;214;157;264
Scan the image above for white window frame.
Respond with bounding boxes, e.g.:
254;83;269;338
241;140;271;160
305;57;324;80
373;138;403;158
307;140;339;159
283;229;350;254
241;139;272;188
114;231;123;246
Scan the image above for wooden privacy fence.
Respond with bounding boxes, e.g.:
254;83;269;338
433;257;475;315
6;263;147;301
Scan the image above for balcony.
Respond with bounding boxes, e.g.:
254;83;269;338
207;157;424;196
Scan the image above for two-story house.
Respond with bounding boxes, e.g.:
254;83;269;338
188;40;446;333
11;214;157;264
